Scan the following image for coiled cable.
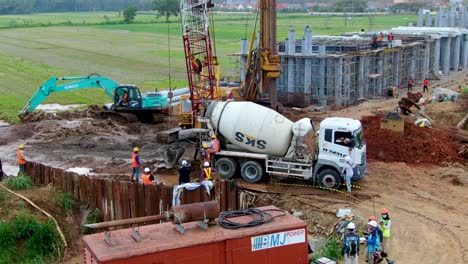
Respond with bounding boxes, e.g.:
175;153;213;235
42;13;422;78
218;208;287;229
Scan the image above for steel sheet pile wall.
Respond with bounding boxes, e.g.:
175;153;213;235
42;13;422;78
25;162;238;221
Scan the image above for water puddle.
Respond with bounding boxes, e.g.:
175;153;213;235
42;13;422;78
36;103;85;113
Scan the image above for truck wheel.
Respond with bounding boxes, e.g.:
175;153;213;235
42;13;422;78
241;161;263;183
215;158;237;179
318;169;341;189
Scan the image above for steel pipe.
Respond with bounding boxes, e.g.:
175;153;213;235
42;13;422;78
171;201;220;224
84;213;169;229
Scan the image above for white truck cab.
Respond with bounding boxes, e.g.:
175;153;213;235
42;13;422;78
314;117;367;188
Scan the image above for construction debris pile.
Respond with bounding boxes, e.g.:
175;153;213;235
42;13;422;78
362;115;465;164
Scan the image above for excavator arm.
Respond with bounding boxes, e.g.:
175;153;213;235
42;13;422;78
20;74;119;115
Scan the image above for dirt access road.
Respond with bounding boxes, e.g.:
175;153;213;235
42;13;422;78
0;71;467;263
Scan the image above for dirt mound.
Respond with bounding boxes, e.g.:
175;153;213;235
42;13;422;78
20;105;102;123
362;115;465;164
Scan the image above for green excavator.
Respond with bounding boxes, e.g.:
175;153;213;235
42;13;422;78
20;73;168;123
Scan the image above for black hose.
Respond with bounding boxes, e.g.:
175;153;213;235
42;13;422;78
218;208;287;229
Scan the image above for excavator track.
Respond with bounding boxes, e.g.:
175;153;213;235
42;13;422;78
100;111;139;124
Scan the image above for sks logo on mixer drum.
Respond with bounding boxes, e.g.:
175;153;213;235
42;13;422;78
235;132;267;149
251;229;306;251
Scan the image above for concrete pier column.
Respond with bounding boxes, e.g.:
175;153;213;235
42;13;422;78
394;51;401;86
425;12;432;27
326;60;335;104
363;56;370;96
303;28;313;105
335;58;343;106
240;38;247;82
343;59;351;105
409;47;417;80
358;56;365;98
423;42;430;77
433;38;441;75
438;9;445;27
441;37;451;74
449;6;456;27
417;8;424;27
377;52;383;96
462;34;468;69
319;58;326;105
434;11;439;27
452;35;461;71
287;29;296;103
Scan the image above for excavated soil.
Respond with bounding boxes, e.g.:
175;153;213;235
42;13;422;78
362;115;465;164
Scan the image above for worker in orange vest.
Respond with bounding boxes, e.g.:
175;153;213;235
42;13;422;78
423;78;429;93
17;144;27;175
142;167;155;185
131;147;141;182
209;134;220;154
200;161;212;181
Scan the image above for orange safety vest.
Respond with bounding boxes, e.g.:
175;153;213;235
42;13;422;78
131;153;140;168
202;149;211;163
423;79;429;86
142;173;153;185
203;168;212;181
211;139;220;153
17;150;26;165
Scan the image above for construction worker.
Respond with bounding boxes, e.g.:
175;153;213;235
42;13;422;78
378;32;384;48
200;161;212;181
178;160;191;185
142;167;155;185
408;77;414;91
371;34;378;49
17;144;27;175
131;147;141;182
341;156;354;193
368;215;384;246
341;222;359;264
201;143;211;164
379;208;392;254
366;220;381;262
423;78;429;93
387;32;394;48
209;134;220;154
117;90;128;107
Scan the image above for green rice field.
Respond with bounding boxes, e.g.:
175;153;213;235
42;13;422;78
0;12;417;123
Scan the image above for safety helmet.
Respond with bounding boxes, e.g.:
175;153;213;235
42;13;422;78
347;222;356;229
181;160;188;166
19;144;24;149
368;215;377;221
381;208;389;214
211;134;216;139
144;167;150;173
133;147;139;152
203;161;210;167
202;143;208;149
368;220;378;228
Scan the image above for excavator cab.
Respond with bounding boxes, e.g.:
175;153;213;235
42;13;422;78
114;86;142;110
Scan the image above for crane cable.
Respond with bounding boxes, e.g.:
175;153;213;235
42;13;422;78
218;208;287;229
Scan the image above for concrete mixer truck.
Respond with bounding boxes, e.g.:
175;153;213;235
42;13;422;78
203;101;367;189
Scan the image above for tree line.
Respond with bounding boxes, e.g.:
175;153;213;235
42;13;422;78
0;0;155;15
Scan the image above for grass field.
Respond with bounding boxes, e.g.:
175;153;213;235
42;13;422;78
0;12;417;123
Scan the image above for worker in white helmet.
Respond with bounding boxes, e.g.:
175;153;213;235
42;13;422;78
200;161;212;182
366;220;382;262
142;167;155;185
178;160;191;185
342;222;359;264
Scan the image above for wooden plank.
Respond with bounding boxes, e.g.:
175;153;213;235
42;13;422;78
73;174;80;200
151;185;160;215
105;180;114;221
120;182;130;220
96;179;104;214
89;178;97;210
113;181;122;220
160;185;172;212
128;182;137;218
44;166;49;186
144;185;152;216
78;176;85;203
61;171;67;192
65;172;72;194
220;180;226;211
137;184;145;217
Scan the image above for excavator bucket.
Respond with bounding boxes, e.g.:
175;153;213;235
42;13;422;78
155;144;185;169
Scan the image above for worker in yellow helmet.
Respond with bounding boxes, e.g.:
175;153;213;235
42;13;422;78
17;144;27;175
131;147;141;182
201;143;211;164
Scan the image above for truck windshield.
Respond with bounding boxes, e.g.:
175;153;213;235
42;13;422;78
353;129;365;149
